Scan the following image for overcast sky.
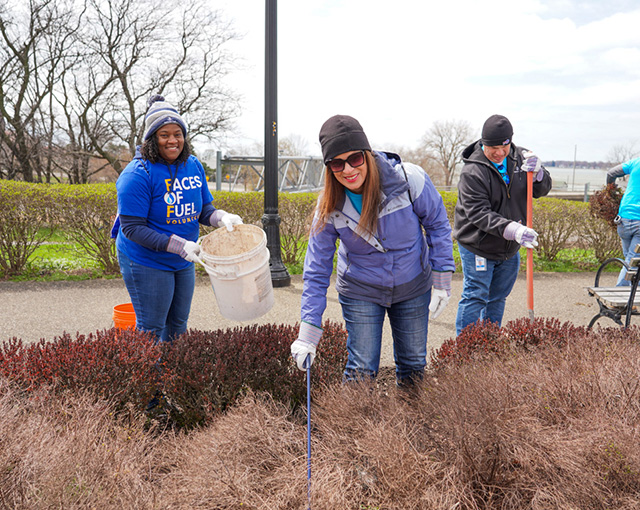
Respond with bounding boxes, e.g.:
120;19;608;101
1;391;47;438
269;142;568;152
211;0;640;163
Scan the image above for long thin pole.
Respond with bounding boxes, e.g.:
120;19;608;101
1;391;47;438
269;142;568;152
526;170;534;320
305;355;311;509
571;144;577;191
263;0;291;287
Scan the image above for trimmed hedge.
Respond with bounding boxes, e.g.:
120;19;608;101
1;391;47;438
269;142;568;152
57;183;120;274
0;181;59;276
532;198;586;261
0;321;348;430
431;316;592;370
0;179;623;278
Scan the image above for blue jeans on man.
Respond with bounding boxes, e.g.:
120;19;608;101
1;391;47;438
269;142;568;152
455;244;520;335
616;218;640;286
338;290;431;385
118;249;195;343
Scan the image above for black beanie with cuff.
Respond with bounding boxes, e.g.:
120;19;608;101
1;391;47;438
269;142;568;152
481;114;513;146
319;115;371;163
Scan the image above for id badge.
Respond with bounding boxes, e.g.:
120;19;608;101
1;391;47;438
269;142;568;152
475;255;487;271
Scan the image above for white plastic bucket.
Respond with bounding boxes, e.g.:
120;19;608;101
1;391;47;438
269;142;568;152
198;224;275;321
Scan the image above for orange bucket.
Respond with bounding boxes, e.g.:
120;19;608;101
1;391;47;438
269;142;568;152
113;302;136;330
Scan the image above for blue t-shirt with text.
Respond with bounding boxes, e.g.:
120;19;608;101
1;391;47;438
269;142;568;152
116;155;214;270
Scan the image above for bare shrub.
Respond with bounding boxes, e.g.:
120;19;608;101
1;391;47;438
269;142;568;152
533;198;587;261
156;392;308;508
149;327;640;509
0;380;159;508
0;181;57;276
278;192;317;265
57;183;119;273
5;326;640;508
581;214;623;262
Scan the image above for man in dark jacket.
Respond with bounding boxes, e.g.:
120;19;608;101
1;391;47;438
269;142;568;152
453;114;552;335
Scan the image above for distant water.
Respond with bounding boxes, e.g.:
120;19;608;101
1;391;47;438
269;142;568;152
547;167;616;191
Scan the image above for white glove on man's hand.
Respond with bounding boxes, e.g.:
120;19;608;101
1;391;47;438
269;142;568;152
220;213;243;232
291;321;323;371
522;150;544;182
429;288;450;320
166;235;202;263
503;221;538;249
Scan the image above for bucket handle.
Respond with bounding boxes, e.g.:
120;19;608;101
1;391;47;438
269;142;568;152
195;237;241;279
197;256;269;280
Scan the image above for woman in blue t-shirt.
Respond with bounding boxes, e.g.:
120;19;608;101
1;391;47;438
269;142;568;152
115;95;242;342
607;157;640;286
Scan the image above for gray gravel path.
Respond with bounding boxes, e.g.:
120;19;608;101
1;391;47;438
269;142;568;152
1;271;617;365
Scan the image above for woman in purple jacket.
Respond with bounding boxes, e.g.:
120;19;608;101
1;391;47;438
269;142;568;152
290;115;455;385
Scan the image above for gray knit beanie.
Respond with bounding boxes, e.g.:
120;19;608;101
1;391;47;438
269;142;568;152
143;95;187;141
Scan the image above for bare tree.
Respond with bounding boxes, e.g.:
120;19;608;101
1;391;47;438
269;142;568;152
607;140;640;166
0;0;241;182
420;119;474;187
384;143;442;183
72;0;240;174
0;0;78;182
279;134;310;156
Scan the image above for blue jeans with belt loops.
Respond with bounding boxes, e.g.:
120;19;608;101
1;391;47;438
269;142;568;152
616;218;640;286
338;290;431;385
456;244;520;336
118;249;195;343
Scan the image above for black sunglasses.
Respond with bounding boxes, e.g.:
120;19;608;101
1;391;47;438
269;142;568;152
327;150;366;173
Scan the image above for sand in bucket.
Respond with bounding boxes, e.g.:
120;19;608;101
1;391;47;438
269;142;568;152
200;224;274;321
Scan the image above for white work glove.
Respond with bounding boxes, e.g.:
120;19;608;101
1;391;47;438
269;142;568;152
429;270;452;320
291;321;323;371
220;212;243;232
429;288;450;320
522;150;544;182
503;221;538;249
166;234;202;263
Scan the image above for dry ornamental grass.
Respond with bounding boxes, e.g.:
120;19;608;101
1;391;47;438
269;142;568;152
2;325;640;508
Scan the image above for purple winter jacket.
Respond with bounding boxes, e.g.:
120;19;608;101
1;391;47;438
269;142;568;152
301;151;455;328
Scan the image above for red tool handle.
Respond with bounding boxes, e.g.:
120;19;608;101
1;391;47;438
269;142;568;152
526;171;534;320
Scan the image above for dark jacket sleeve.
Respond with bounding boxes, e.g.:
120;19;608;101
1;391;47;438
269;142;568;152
120;215;170;252
533;164;553;198
607;164;625;184
199;202;215;226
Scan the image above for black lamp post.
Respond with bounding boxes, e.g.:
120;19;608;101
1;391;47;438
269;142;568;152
262;0;291;287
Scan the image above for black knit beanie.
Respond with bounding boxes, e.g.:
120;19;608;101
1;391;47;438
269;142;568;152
481;114;513;146
319;115;371;163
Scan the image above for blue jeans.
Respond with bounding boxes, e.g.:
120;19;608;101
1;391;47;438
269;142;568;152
456;244;520;335
338;290;431;384
616;218;640;286
118;250;195;343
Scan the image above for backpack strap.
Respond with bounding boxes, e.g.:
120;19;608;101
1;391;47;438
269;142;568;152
400;163;413;204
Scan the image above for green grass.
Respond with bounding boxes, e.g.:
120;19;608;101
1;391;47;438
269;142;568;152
450;243;617;274
530;247;613;272
7;235;116;282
